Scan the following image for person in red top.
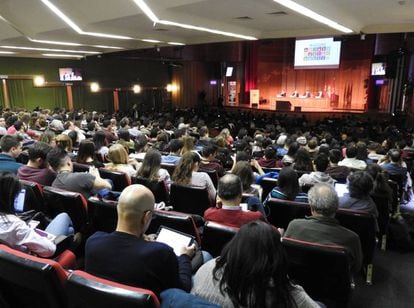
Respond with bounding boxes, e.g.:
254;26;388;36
204;174;263;228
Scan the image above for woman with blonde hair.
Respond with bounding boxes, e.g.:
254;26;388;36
172;152;216;204
180;135;196;156
105;143;140;177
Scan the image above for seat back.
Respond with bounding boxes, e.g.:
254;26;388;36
388;173;406;201
202;221;239;257
160;163;176;177
282;237;352;307
170;183;211;216
87;197;118;233
266;197;311;229
198;168;219;189
0;244;67;308
131;176;169;204
371;195;391;242
146;210;202;244
335;208;376;266
259;177;278;201
72;162;91;173
43;186;88;232
99;168;131;191
19;180;45;213
66;270;160;308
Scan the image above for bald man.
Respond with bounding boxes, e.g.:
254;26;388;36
85;184;195;296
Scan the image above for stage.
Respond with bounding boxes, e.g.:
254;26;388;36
225;97;366;114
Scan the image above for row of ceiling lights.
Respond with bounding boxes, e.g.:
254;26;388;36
0;1;354;58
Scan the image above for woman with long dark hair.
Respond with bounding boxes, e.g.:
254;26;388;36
266;167;308;203
76;140;104;168
136;148;170;186
0;172;74;257
172;152;216;204
192;221;319;307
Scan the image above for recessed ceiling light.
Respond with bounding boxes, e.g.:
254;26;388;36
92;45;123;49
133;0;257;40
0;51;15;54
272;0;353;33
42;53;84;58
168;42;185;46
41;0;133;40
142;39;162;43
29;38;82;46
0;45;99;54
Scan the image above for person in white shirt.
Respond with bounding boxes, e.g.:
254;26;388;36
338;145;367;170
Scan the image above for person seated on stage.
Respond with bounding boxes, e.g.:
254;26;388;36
338;144;367;171
325;149;350;183
192;221;320;307
0;135;23;174
17;141;56;186
339;171;379;219
265;167;308;204
298;153;335;187
161;139;184;165
48;147;111;199
85;184;195;296
172;152;216;205
290;90;299;98
204;174;264;228
199;144;224;178
276;90;286;97
284;183;363;273
0;172;74;257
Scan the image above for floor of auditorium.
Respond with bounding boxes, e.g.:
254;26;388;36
350;247;414;307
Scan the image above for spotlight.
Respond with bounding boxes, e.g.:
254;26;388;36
132;84;141;93
90;82;100;92
33;76;45;87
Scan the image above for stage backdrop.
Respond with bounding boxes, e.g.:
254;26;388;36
256;36;374;112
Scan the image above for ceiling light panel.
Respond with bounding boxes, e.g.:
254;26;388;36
42;53;84;58
0;45;99;54
272;0;353;33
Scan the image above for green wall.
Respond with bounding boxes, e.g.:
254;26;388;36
0;56;169;112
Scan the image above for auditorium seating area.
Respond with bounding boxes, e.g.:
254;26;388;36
1;105;414;307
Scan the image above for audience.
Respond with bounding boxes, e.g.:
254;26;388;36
204;174;264;228
136;148;170;187
192;221;319;307
298;153;335;187
266;167;308;203
17;141;56;186
172;151;216;204
105;143;139;177
85;184;195;297
0;172;74;257
48;147;111;198
0;135;23;174
76;139;104;168
338;144;367;170
285;183;363;273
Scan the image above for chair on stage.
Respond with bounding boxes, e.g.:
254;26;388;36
66;270;160;308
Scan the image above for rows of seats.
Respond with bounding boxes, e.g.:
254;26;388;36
0;244;159;308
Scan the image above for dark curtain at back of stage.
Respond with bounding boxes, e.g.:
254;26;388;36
244;42;258;101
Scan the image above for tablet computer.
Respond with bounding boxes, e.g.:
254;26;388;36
155;226;194;256
334;183;349;198
13;188;26;213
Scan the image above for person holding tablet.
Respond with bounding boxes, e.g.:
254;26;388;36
85;184;195;296
0;172;75;257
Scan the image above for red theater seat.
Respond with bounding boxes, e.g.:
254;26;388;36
66;270;160;308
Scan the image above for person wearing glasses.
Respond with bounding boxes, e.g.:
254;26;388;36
85;184;195;297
